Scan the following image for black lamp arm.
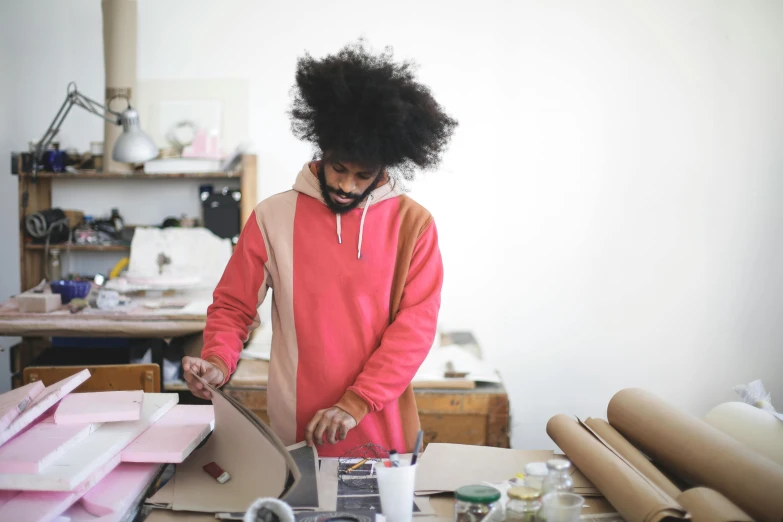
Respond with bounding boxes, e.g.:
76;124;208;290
32;82;126;172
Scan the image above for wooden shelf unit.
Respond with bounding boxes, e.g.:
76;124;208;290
15;155;257;292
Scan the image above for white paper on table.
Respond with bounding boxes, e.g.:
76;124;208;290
413;345;501;384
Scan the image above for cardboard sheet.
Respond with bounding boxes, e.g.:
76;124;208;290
583;417;681;499
122;405;214;463
546;414;686;522
0;393;176;491
285;443;320;510
0;381;44;431
147;377;299;513
607;388;783;522
0;370;91;447
414;443;552;494
677;488;752;522
55;391;143;424
0;415;101;473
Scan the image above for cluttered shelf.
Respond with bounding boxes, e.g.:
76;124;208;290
24;242;130;252
15;170;242;179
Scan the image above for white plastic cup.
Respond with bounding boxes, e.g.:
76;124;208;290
376;463;417;522
541;492;584;522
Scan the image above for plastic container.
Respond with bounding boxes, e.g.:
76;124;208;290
540;492;584;522
376;464;417;522
454;485;504;522
50;280;91;304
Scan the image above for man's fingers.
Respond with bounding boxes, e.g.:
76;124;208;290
326;420;339;444
305;411;323;447
338;420;349;441
313;416;330;446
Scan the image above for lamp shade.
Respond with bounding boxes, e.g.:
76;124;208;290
112;107;158;163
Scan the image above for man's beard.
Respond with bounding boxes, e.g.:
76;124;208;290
318;163;382;214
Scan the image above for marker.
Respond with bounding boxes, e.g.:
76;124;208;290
389;450;400;468
410;430;424;466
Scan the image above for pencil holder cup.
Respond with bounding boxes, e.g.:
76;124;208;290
376;463;417;522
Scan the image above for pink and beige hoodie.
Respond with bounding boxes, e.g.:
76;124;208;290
201;161;443;457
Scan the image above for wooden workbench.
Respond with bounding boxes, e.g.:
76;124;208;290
224;359;511;448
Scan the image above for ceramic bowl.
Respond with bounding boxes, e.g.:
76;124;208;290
50;280;91;304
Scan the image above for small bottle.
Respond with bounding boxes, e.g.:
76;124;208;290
110;208;124;232
541;459;574;495
505;486;541;521
454;485;504;522
48;248;62;282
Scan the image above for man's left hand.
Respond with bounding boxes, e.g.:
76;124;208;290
305;407;357;446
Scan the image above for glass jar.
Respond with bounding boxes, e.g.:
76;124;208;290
541;459;573;495
523;462;549;492
505;486;541;521
454;485;504;522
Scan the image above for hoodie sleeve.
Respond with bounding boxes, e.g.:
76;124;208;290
201;211;270;384
336;220;443;422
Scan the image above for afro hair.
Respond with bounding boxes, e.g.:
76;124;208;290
290;40;457;181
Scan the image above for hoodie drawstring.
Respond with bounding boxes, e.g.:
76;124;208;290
334;194;374;259
358;195;373;259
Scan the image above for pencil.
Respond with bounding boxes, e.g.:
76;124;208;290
346;458;368;473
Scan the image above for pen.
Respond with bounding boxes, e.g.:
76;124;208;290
410;430;424;466
346;458;368;473
389;450;400;468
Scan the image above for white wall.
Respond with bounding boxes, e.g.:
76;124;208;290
1;0;782;448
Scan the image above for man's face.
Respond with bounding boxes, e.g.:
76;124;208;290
318;159;384;214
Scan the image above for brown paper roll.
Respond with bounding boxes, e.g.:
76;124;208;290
677;488;752;522
584;418;682;499
546;414;686;522
102;0;137;173
608;388;783;522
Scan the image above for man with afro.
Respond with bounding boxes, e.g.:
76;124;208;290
183;41;457;456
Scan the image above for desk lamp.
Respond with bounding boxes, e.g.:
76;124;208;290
32;82;158;176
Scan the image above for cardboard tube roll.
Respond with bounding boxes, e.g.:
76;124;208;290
546;414;685;522
607;388;783;522
677;488;752;522
102;0;137;173
584;418;681;499
705;402;783;466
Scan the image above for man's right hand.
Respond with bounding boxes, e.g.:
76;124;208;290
182;356;225;400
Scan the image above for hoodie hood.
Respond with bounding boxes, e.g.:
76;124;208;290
292;162;404;259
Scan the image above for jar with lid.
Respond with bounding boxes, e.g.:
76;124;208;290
523;462;549;491
541;459;573;495
454;485;504;522
505;486;541;521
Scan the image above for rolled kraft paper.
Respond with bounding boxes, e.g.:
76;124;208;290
705;402;783;466
102;0;137;173
607;389;783;522
546;415;686;522
584;418;681;499
677;488;752;522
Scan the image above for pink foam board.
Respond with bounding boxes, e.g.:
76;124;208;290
0;370;91;447
80;463;159;520
0;381;45;432
54;391;143;425
0;415;101;473
0;452;120;522
121;405;214;463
